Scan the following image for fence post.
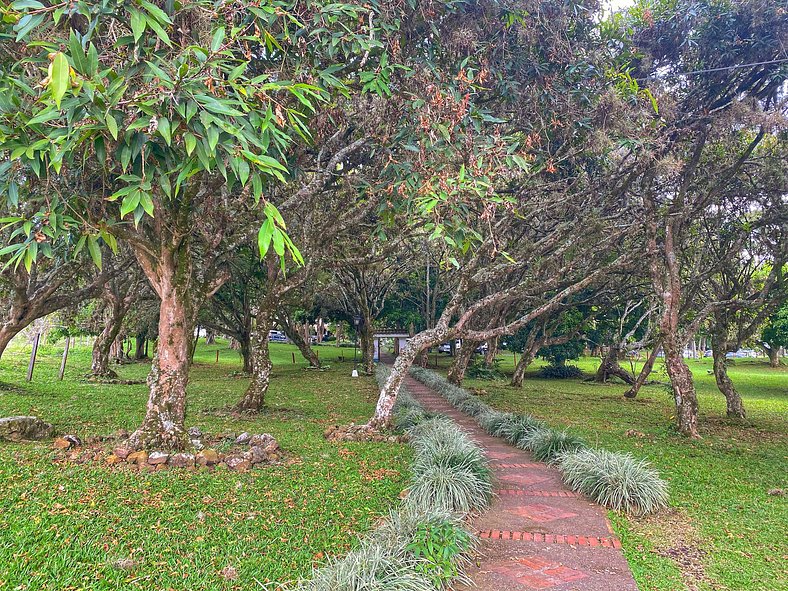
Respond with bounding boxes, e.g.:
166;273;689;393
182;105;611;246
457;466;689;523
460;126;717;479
27;332;41;382
292;352;295;364
215;349;219;364
58;336;71;381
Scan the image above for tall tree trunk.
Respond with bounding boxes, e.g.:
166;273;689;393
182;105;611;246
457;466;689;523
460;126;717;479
283;320;321;368
711;342;746;419
368;329;444;428
237;299;276;412
360;324;375;374
761;343;781;367
447;340;478;385
595;345;635;384
128;282;194;450
90;309;123;378
663;338;700;437
239;332;253;374
134;334;147;360
623;345;659;398
511;348;537;387
484;336;498;367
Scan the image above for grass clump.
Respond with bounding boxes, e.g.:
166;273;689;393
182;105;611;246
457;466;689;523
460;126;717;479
558;448;669;515
296;541;434;591
455;396;488;417
525;428;587;463
497;414;545;447
477;411;517;436
406;462;493;514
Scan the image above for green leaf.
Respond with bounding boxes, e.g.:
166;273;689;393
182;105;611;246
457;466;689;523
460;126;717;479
105;113;118;140
49;52;70;109
184;132;197;155
211;27;226;52
139;191;155;216
120;190;141;218
257;218;274;259
157;117;171;145
87;236;102;269
130;9;146;42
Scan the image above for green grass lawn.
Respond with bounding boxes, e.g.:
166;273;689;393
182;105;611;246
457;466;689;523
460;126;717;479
0;340;409;590
433;352;787;591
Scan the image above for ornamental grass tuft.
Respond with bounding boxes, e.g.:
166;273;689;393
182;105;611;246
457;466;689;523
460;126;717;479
527;429;587;463
557;448;669;515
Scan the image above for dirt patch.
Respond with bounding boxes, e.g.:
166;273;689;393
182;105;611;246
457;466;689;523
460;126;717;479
628;508;719;591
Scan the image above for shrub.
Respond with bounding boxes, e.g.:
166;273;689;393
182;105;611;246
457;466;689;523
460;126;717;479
407;518;473;589
537;364;584;379
414;443;490;485
395;406;431;430
455;396;488;417
497;414;545;447
477;411;517;436
558;448;669;515
297;541;435;591
406;462;493;514
526;429;586;463
466;357;504;380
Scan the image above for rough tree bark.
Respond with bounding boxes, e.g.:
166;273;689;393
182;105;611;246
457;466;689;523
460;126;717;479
663;335;700;437
623;345;660;398
90;280;137;378
127;261;196;450
367;328;446;428
760;343;781;367
281;316;321;368
595;345;635;385
90;315;123;378
484;336;499;367
711;338;746;419
447;340;479;385
236;294;277;412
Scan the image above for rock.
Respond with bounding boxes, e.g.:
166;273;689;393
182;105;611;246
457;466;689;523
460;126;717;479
196;449;220;466
0;416;54;442
63;434;82;447
168;453;195;468
224;455;251;471
234;432;251;445
244;446;269;465
188;426;203;438
53;437;72;449
249;433;279;452
148;451;169;465
126;450;148;466
113;446;132;460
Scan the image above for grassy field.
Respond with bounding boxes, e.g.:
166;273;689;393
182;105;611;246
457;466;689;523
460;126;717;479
434;352;787;591
0;340;409;590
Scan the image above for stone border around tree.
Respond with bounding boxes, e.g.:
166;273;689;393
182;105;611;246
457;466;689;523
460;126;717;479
51;429;284;473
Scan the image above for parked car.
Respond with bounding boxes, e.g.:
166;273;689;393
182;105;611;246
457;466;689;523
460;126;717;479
268;330;288;343
474;343;489;354
438;343;451;353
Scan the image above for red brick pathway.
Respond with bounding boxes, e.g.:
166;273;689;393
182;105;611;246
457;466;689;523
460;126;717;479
404;375;639;591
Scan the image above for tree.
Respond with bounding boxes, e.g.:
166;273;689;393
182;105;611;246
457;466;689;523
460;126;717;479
90;258;145;378
0;0;382;448
0;252;117;359
613;0;788;436
365;0;643;426
761;304;788;367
